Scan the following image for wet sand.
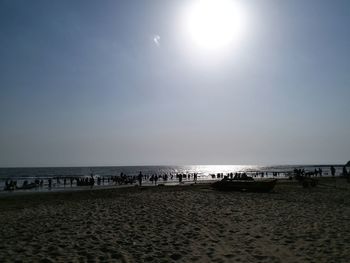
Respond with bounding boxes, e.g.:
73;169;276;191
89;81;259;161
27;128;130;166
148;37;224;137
0;179;349;262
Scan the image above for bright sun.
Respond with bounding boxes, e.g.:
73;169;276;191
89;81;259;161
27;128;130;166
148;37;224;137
183;0;246;52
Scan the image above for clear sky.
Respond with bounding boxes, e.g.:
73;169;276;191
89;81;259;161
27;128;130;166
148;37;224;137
0;0;349;167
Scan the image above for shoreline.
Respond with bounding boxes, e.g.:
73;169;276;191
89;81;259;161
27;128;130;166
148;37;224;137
1;176;349;197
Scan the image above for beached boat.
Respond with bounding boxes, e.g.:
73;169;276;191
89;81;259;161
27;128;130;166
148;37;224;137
212;178;277;192
16;182;38;190
3;184;16;191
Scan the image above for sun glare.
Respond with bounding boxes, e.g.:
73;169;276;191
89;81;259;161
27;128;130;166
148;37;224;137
182;0;246;53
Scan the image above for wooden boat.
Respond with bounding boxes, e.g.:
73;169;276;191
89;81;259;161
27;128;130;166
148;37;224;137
4;184;16;191
212;178;277;192
16;182;38;190
4;181;40;191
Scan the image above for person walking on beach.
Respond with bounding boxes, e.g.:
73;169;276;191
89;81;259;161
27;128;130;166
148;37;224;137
48;178;52;188
346;166;350;183
179;174;182;184
330;166;336;177
138;171;143;186
342;166;348;177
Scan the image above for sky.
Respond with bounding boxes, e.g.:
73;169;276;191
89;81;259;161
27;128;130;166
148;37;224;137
0;0;349;167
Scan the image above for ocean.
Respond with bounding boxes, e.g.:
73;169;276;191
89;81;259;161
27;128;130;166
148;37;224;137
0;164;344;192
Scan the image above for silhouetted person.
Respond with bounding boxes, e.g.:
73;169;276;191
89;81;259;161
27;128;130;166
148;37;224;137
138;171;143;186
330;166;336;177
342;166;348;177
319;168;323;176
345;167;350;183
48;178;52;188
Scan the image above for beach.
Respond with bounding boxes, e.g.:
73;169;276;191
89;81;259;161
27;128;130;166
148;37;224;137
0;179;349;262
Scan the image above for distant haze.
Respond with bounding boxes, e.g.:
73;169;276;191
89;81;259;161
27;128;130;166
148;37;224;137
0;0;349;167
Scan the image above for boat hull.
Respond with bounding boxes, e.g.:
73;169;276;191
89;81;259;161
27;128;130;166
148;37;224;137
16;183;38;190
212;179;277;192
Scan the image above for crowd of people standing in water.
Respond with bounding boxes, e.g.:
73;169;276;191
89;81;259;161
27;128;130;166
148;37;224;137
3;165;350;191
3;172;200;191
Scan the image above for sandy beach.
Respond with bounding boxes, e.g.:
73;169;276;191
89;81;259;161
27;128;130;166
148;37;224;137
0;179;349;263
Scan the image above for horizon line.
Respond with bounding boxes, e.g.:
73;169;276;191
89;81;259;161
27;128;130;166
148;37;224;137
0;163;347;169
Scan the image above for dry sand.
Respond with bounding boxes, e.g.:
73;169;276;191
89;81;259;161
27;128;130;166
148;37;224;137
0;179;349;263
